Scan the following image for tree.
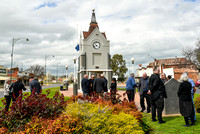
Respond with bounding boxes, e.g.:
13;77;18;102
111;54;128;81
27;64;45;77
182;39;200;69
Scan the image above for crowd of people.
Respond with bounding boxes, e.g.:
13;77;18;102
3;69;197;127
81;73;117;98
3;77;42;111
126;66;196;126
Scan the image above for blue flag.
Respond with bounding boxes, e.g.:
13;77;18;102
75;44;79;51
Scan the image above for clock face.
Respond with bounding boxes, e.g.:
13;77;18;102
93;42;100;49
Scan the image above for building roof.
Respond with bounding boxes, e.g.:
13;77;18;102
83;10;107;40
147;57;196;68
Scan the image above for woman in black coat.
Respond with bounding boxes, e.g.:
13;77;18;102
177;74;195;127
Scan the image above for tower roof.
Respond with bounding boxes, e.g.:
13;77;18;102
83;9;107;39
91;9;97;24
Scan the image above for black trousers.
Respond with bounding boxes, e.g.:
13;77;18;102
127;90;135;102
184;116;195;125
151;98;164;121
140;91;151;111
5;95;12;111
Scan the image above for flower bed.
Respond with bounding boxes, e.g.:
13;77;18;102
0;91;150;133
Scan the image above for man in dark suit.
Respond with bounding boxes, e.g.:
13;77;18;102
81;74;90;98
101;74;108;93
93;74;105;97
138;72;151;113
10;77;26;101
29;77;42;94
149;66;167;124
88;75;95;96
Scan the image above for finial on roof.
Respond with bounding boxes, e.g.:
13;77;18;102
91;9;97;24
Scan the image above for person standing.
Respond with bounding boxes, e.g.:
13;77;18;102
10;77;26;101
177;73;195;127
183;72;196;122
161;73;168;83
101;74;108;93
29;77;42;94
88;75;95;96
93;74;105;97
149;66;167;124
81;74;90;98
4;79;12;111
126;73;136;102
138;72;151;113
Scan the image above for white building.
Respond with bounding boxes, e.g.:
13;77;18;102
77;10;113;89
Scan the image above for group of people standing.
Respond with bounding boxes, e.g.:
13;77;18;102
81;73;117;98
3;77;42;111
126;66;196;126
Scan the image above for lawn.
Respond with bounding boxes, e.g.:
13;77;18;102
143;113;200;134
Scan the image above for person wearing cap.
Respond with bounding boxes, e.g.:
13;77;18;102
29;77;42;94
126;73;136;102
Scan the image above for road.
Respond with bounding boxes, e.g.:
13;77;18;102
0;84;62;98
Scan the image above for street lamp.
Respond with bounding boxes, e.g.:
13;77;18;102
65;65;68;81
73;56;77;83
57;62;61;83
44;55;55;83
73;56;77;95
10;38;29;80
17;62;23;72
131;57;135;73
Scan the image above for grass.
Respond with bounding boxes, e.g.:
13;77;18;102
143;113;200;134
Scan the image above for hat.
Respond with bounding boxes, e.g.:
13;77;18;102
130;73;135;77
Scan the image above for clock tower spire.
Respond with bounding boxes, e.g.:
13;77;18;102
91;9;97;24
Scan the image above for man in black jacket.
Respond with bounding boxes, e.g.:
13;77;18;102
101;74;108;93
81;74;90;98
10;77;26;101
29;77;42;94
88;75;95;96
149;66;167;124
93;74;105;97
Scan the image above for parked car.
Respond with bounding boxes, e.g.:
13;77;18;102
195;80;200;88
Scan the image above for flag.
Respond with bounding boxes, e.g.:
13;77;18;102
75;44;79;51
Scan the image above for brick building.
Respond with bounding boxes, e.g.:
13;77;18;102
137;57;199;82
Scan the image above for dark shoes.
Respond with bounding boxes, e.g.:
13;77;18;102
152;119;157;122
182;124;189;127
140;109;145;112
159;120;166;124
147;110;151;113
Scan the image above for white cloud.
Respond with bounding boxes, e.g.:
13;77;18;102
0;0;200;75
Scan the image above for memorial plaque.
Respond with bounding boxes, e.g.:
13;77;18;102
164;78;180;115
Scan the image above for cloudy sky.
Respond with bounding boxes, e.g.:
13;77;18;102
0;0;200;76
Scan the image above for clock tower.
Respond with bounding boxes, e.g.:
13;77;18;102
77;9;112;89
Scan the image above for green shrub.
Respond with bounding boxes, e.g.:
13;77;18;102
65;102;144;134
194;96;200;113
